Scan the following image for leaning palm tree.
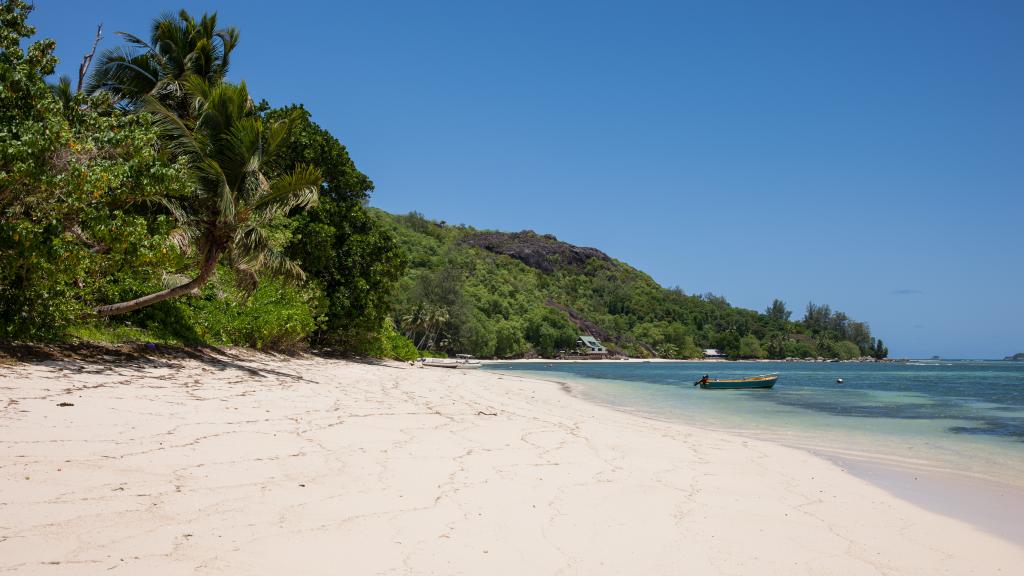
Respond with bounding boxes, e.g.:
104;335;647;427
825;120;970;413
86;9;238;114
93;78;321;317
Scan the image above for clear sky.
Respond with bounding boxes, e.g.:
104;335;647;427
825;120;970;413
30;0;1023;358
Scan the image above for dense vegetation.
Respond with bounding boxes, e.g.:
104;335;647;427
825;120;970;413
0;2;887;361
379;212;888;360
0;3;408;354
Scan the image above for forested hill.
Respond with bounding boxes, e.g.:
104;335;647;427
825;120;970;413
376;211;888;360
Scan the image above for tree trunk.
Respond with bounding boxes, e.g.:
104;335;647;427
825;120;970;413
77;24;103;93
92;250;221;317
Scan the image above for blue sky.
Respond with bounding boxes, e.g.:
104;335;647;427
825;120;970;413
31;1;1023;358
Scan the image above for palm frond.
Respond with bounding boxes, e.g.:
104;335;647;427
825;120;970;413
85;46;159;102
141;95;203;158
215;27;240;71
223;116;264;184
249;164;321;218
259;249;306;282
167;225;198;255
49;75;74;109
261;113;295;165
189;157;234;224
230;259;260;295
229;225;303;281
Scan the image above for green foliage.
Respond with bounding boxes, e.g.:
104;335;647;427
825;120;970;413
182;276;316;350
266;105;406;351
830;340;862;361
737;334;766;359
66;322;177;345
524;307;578;358
68;270;318;349
781;336;815;358
766;299;791;322
86;9;239;113
344;317;421;361
871;338;889;359
122;269;318;349
1;2;189;338
91;78;322;317
380;210;885;359
802;302;876;357
0;5;396;356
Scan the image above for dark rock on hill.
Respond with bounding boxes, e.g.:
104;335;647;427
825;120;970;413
461;230;611;273
1005;353;1024;361
544;300;611;341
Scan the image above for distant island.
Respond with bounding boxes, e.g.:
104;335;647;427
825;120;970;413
1005;353;1024;361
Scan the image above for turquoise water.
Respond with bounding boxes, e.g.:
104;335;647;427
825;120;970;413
487;361;1024;487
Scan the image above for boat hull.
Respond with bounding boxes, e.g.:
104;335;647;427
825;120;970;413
422;361;482;369
699;375;777;390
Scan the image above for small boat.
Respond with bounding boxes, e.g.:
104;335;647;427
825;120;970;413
694;373;778;390
421;355;482;370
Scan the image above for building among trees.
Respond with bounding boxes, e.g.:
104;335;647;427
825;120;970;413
578;335;608;357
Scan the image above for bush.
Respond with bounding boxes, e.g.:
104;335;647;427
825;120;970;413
122;270;317;350
346;317;422;361
737;335;766;359
832;340;862;360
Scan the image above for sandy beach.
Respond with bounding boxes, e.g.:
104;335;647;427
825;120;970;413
1;350;1021;575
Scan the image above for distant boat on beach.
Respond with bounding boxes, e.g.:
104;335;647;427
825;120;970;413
421;355;482;369
695;373;778;390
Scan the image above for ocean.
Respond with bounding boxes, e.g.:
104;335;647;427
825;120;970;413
486;360;1024;541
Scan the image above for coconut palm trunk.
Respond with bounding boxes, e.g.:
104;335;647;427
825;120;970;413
93;247;221;317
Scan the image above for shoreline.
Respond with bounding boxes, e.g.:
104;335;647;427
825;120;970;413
822;450;1024;544
483;357;915;364
491;366;1024;544
2;351;1021;573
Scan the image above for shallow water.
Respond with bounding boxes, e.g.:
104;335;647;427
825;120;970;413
487;360;1024;489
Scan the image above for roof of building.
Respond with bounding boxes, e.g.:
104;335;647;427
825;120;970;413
579;336;603;346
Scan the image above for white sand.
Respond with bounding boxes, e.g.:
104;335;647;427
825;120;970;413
1;351;1020;575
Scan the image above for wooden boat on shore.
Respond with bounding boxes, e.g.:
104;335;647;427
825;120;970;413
421;355;482;370
695;373;778;390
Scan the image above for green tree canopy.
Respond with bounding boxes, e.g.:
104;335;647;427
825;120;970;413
87;9;239;113
766;298;791;322
266;105;407;348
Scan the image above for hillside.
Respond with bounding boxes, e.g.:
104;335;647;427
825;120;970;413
376;210;887;360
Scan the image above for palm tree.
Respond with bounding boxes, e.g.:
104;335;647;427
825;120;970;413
49;75;74;110
93;78;321;317
401;306;426;342
418;305;450;350
86;10;239;114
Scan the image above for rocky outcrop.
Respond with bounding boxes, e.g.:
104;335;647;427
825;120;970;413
544;300;611;342
460;231;611;273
